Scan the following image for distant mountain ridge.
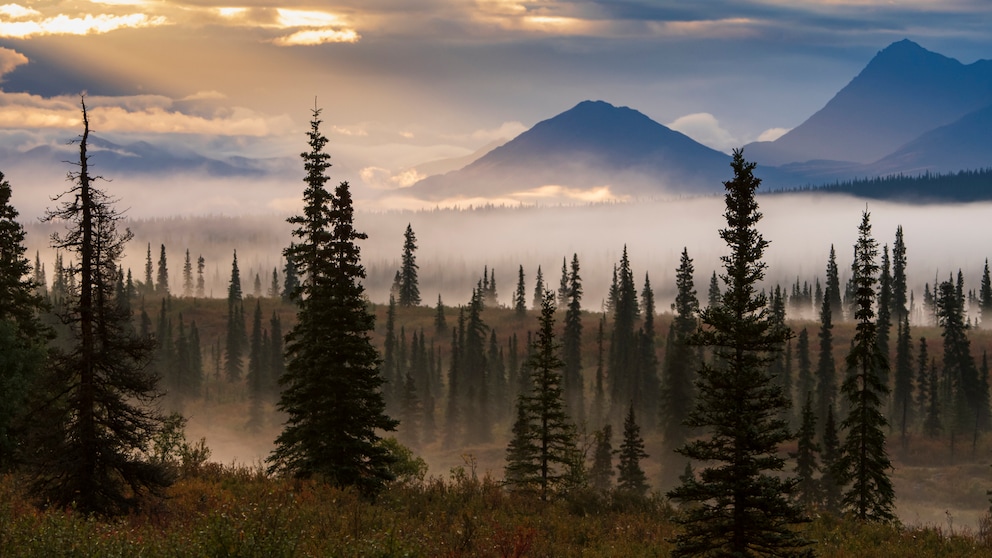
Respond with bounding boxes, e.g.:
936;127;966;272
410;100;733;200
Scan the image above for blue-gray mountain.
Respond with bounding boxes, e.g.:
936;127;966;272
414;39;992;202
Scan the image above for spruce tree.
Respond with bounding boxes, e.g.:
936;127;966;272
588;424;614;493
837;210;895;523
504;291;578;500
563;253;584;423
269;268;280;298
224;251;245;382
246;300;265;433
661;248;699;486
268;311;284;394
398;223;421;307
195;255;205;298
637;273;661;425
826;244;842;321
382;294;398;412
252;272;262;298
819;406;843;515
796;328;812;408
268;108;397;494
558;257;568;307
792;393;821;510
29;100;168;514
609;245;639;420
434;294;446;334
816;254;838;432
514;264;527;317
281;252;299;302
877;245;892;377
892;315;914;446
182;249;193;298
668;150;809;556
156;244;169;297
143;243;154;296
938;278;983;434
0;172;48;471
533;265;544;310
707;270;720;310
981;259;992;328
891;226;908;324
617;402;649;497
592;314;606;428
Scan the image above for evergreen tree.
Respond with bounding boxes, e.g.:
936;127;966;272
938;278;983;434
816;253;838;433
156;244;169;297
819;406;843;515
195;254;205;298
558;257;568;307
609;245;639;420
892;315;914;446
246;300;265;433
592;314;606;428
877;245;892;377
792;393;821;510
281;252;299;302
891;226;908;324
382;295;398;412
563;253;584;423
617;402;649;497
637;273;661;425
661;248;699;484
588;424;614;493
668;150;809;556
514;264;527;317
399;370;422;448
434;294;446;335
269;268;280;298
796;328;812;409
532;265;544;310
143;242;154;296
182;249;193;297
268;108;397;494
29;100;168;514
464;285;491;443
398;223;421;307
225;251;245;382
0;173;48;471
268;311;284;394
503;291;578;501
252;272;262;298
837;210;895;523
443;318;462;449
826;244;842;321
981;259;992;328
706;270;720;309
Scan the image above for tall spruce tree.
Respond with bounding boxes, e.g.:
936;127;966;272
637;273;661;425
937;278;984;435
609;245;639;421
826;244;843;321
182;249;193;298
892;315;914;446
29;100;168;515
514;264;527;317
0;172;48;471
225;251;245;382
588;424;614;493
434;294;446;334
707;270;721;310
397;223;421;307
891;226;908;324
268;108;397;494
617;402;649;497
246;300;265;433
503;291;578;501
143;243;154;296
796;328;812;409
792;393;821;510
820;406;843;515
661;248;699;487
532;265;544;310
668;150;809;556
156;244;169;297
877;245;893;378
837;210;895;523
281;251;299;302
816;252;838;433
195;254;205;298
562;253;584;423
981;259;992;328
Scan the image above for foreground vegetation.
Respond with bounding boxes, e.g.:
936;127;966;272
0;463;990;557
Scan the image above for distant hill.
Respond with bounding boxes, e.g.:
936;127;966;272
409;100;734;201
778;168;992;202
745;40;992;167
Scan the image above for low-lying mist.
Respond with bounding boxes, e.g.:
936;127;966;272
21;192;992;315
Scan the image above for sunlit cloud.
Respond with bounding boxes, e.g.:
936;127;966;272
650;18;761;39
0;12;167;38
0;46;28;78
271;28;359;45
275;9;344;29
511;184;629;203
0;3;39;18
215;7;248;19
667;113;739;153
360;166;426;190
88;0;149;5
181;90;227;101
757;127;790;142
0;91;292;136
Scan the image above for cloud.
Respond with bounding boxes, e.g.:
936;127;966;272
359;166;426;190
0;4;39;18
0;91;293;136
757;127;790;142
667;112;739;153
0;12;167;38
0;46;28;79
468;121;526;143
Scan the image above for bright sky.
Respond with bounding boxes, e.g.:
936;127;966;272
2;0;992;214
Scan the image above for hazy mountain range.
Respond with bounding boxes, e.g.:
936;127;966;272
6;39;991;205
413;39;992;201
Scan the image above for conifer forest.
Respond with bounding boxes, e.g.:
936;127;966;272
9;101;992;557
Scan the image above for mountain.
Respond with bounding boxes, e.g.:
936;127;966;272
745;40;992;167
409;100;733;201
